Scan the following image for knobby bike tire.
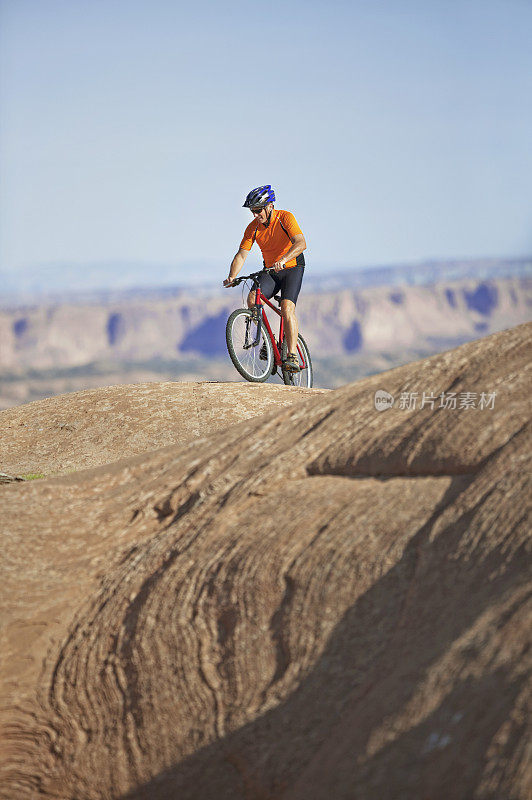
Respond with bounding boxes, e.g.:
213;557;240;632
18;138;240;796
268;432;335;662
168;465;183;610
281;333;313;388
226;308;274;383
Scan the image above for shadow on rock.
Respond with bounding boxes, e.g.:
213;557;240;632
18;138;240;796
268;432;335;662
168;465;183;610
120;476;529;800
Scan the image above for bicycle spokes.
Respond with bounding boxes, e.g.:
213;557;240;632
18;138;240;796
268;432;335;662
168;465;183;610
226;309;274;382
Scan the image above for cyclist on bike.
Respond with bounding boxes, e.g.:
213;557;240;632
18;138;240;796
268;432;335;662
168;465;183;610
223;185;307;373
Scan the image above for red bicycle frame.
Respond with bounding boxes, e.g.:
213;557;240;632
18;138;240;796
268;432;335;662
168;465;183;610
253;285;307;369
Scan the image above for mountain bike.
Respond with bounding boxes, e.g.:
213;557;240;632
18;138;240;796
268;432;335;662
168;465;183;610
225;269;313;387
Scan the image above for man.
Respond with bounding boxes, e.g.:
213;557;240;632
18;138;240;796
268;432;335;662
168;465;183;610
223;185;307;372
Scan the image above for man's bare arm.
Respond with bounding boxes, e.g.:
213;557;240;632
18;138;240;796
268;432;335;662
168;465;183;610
273;233;307;270
224;248;249;286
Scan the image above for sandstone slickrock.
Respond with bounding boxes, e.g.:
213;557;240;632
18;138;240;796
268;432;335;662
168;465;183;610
0;323;530;800
0;382;325;476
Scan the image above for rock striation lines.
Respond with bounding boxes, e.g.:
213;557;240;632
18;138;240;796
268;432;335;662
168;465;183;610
1;323;530;799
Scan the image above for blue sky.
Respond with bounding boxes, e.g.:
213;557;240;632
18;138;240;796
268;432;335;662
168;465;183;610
1;0;531;287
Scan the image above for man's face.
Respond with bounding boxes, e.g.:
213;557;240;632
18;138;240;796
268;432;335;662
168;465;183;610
251;202;273;224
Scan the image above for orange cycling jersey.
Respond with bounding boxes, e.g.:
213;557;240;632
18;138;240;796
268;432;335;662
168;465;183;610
240;209;305;269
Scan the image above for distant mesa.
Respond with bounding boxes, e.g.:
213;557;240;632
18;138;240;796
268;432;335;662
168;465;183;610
463;282;498;316
106;312;126;346
343;319;363;351
180;310;229;356
1;255;530;301
0;266;530;408
13;317;29;338
445;288;457;308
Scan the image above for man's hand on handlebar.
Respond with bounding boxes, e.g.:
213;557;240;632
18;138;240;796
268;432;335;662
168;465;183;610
223;277;236;287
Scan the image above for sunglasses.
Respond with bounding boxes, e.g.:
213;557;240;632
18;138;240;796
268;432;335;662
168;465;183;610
250;207;266;214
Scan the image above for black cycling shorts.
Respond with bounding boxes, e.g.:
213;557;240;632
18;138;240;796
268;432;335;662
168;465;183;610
258;265;305;306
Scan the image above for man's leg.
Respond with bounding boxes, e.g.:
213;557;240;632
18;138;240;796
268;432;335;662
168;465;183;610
279;265;304;357
281;299;298;354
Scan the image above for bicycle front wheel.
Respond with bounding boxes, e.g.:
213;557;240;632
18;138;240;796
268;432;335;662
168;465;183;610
226;309;274;382
282;333;313;388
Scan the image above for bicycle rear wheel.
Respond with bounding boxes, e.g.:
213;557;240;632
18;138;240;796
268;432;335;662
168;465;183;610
226;309;274;382
282;334;313;388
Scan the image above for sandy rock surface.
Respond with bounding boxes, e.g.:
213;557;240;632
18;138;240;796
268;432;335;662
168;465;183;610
1;323;530;799
0;381;325;476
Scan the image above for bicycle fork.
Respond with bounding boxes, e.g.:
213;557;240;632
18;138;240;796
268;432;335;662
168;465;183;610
243;304;262;350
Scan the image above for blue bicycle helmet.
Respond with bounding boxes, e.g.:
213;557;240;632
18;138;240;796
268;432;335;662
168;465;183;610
243;185;276;208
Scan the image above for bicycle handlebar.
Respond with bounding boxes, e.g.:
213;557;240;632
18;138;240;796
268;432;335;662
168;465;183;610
227;267;275;287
